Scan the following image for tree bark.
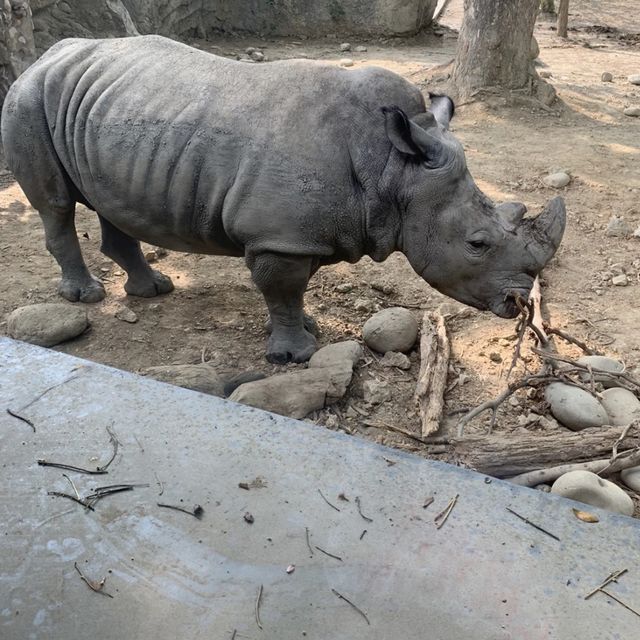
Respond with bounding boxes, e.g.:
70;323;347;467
452;0;541;100
453;425;640;477
540;0;555;14
557;0;569;38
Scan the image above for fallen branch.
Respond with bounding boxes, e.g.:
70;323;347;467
414;312;450;436
74;562;113;598
331;588;370;626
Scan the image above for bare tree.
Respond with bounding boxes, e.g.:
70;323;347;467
540;0;556;14
557;0;569;38
451;0;546;102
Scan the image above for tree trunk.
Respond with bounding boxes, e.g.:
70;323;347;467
557;0;569;38
452;0;541;100
540;0;555;14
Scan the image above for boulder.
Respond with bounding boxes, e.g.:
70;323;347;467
544;382;609;431
380;351;411;370
229;363;353;419
543;172;571;189
601;388;640;426
576;355;624;388
142;363;225;396
308;341;363;369
362;307;418;354
363;379;392;404
620;466;640;493
551;470;634;516
7;303;89;347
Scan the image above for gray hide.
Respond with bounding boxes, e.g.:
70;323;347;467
2;36;565;363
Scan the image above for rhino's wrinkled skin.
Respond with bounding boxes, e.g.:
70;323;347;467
2;36;565;363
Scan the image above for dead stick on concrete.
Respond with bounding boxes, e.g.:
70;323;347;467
305;527;314;557
317;489;341;512
506;507;560;541
434;494;459;530
415;312;450;437
255;584;264;630
585;569;628;600
74;562;113;598
598;589;640;618
331;588;370;625
6;408;36;432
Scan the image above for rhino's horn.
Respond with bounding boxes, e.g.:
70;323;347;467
524;196;566;268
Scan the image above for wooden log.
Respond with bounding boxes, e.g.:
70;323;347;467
452;425;640;477
415;312;450;437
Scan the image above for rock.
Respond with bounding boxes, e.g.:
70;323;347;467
601;388;640;426
308;340;363;369
543;172;571;189
535;484;551;493
551;471;634;516
601;72;613;82
612;274;628;287
223;371;267;397
623;107;640;117
363;379;392;404
114;306;138;323
354;298;373;312
229;363;353;419
605;215;631;238
0;0;36;97
539;70;553;79
340;42;351;51
245;46;257;55
576;355;625;389
370;281;395;295
142;364;226;397
355;45;368;52
634;226;640;239
380;351;411;370
144;250;158;263
154;246;168;258
530;36;539;60
620;466;640;492
362;307;418;354
544;382;609;431
628;74;640;85
489;352;502;363
250;50;265;62
335;283;354;293
536;80;557;106
6;303;89;347
339;58;354;67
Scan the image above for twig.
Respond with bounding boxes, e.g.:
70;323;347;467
546;327;599;355
231;630;237;640
359;529;367;540
157;503;204;519
154;472;164;496
605;422;637;470
63;474;81;500
363;419;441;446
317;489;341;512
355;496;373;523
305;527;314;557
38;460;108;475
18;374;81;412
74;562;113;598
96;425;120;472
255;584;263;630
434;494;459;530
47;491;95;511
6;408;35;431
598;589;640;619
315;546;343;561
331;588;370;625
584;569;628;599
506;507;560;541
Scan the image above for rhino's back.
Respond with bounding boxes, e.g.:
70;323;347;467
4;36;424;255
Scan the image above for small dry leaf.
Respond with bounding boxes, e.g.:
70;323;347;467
572;508;599;523
286;564;295;574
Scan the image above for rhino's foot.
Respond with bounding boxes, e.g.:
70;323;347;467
265;313;318;337
266;329;317;364
58;275;106;303
125;270;174;298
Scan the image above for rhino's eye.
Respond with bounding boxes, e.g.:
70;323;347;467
467;239;489;251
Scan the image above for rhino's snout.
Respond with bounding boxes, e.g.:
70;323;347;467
524;196;566;269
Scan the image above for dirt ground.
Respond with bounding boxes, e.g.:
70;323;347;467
1;2;639;486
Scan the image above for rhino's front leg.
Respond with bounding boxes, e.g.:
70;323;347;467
248;252;317;364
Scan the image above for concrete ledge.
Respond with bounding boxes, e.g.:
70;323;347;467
1;337;639;639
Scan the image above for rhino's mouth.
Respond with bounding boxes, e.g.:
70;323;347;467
491;287;532;319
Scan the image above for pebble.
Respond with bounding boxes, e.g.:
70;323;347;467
335;283;354;293
634;226;640;238
308;340;363;369
628;74;640;85
250;50;265;62
114;306;138;323
145;250;158;263
362;307;418;354
544;382;609;431
601;387;640;426
535;484;551;493
339;58;354;67
624;106;640;117
551;470;634;516
601;71;613;82
539;70;553;79
612;274;628;286
605;215;631;237
143;363;226;397
380;351;411;370
339;42;351;51
543;171;571;189
7;303;89;347
230;363;353;419
576;355;625;388
620;466;640;492
370;281;396;295
362;379;392;404
354;298;373;312
355;45;368;53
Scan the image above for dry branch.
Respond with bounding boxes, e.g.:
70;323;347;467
453;425;640;477
415;312;450;437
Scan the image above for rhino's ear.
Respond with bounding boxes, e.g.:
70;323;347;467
382;106;444;164
428;93;455;130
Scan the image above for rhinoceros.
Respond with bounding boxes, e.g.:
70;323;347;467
2;36;565;363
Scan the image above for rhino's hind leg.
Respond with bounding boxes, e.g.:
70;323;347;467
98;216;174;298
249;253;317;364
38;205;106;303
